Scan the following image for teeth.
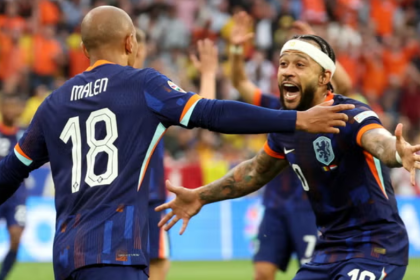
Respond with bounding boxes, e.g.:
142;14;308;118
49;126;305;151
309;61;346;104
284;83;295;87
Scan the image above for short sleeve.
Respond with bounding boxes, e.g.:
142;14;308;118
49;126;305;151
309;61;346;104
142;68;202;127
344;105;384;147
264;133;285;159
14;103;49;169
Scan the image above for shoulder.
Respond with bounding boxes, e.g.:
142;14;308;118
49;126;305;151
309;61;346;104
121;67;168;82
333;94;378;121
140;68;170;80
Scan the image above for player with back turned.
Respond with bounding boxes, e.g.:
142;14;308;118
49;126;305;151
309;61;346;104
158;34;420;279
0;6;353;280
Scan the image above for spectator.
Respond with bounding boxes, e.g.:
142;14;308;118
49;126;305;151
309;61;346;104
0;0;418;198
31;24;64;91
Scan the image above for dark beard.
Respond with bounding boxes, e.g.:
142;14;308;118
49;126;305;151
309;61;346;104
279;82;317;111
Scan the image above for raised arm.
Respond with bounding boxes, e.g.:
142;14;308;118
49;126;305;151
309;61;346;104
156;149;288;234
228;12;258;103
360;124;420;184
190;39;218;99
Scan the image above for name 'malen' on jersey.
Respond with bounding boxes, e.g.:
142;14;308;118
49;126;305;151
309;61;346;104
11;61;210;279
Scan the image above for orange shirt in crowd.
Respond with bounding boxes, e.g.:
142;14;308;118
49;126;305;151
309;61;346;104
0;32;12;80
0;15;26;33
404;40;420;60
32;34;62;76
370;0;397;37
337;52;359;86
67;33;90;77
361;54;387;97
301;0;327;23
382;48;409;82
38;0;60;25
336;0;360;29
0;32;26;81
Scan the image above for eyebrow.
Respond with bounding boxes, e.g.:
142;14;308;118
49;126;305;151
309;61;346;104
279;53;309;61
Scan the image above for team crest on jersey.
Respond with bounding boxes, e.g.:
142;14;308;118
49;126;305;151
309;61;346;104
313;136;335;166
167;81;186;93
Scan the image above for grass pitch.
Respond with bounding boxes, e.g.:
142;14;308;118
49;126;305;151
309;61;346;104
6;259;420;279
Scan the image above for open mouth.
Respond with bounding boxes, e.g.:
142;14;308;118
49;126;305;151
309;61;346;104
282;83;300;101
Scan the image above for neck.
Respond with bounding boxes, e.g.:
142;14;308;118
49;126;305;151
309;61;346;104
89;49;127;67
313;90;331;106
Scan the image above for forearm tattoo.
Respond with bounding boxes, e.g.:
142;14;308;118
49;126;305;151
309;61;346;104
361;129;400;167
198;150;287;204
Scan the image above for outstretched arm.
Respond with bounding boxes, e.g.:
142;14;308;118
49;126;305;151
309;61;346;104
360;124;420;184
198;149;287;203
156;149;288;234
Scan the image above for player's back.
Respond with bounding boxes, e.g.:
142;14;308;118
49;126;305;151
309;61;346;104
29;62;196;279
266;94;408;265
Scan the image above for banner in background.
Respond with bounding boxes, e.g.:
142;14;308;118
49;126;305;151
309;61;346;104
0;196;419;262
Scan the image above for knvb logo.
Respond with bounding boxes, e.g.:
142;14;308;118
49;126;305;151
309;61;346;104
313;136;335;166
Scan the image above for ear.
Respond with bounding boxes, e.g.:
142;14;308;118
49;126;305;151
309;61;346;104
81;42;89;59
125;33;135;54
319;70;332;86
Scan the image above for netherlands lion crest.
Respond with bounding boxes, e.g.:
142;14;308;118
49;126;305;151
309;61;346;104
313;136;335;165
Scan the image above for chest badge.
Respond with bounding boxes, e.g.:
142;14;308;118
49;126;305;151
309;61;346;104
313;136;335;165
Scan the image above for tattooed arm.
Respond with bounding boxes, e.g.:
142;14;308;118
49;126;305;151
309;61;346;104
198;149;288;204
360;128;401;168
156;149;288;234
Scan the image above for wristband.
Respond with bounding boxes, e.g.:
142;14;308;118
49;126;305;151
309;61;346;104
229;45;243;55
396;151;402;164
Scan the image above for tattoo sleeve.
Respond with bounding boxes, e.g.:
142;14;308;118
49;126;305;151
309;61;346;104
198;149;288;204
361;128;400;167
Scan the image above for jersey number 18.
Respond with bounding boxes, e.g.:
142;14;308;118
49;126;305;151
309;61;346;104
60;108;118;193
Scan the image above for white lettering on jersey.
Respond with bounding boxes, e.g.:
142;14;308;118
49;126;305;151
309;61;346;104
354;111;378;123
71;78;108;101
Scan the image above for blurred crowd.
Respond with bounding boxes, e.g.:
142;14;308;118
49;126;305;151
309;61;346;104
0;0;419;195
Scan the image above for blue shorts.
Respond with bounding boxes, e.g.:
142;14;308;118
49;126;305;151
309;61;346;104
0;201;26;228
294;258;406;280
68;265;148;280
253;207;317;271
148;200;170;260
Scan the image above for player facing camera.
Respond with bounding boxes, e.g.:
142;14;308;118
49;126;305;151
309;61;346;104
278;35;336;111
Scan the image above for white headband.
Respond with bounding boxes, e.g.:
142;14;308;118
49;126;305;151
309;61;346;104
280;39;336;77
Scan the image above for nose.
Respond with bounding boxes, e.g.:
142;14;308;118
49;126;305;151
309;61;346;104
279;65;296;80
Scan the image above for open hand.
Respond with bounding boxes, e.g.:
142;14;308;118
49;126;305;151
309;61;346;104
230;11;254;45
190;39;218;76
155;181;203;235
395;123;420;185
296;100;355;134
